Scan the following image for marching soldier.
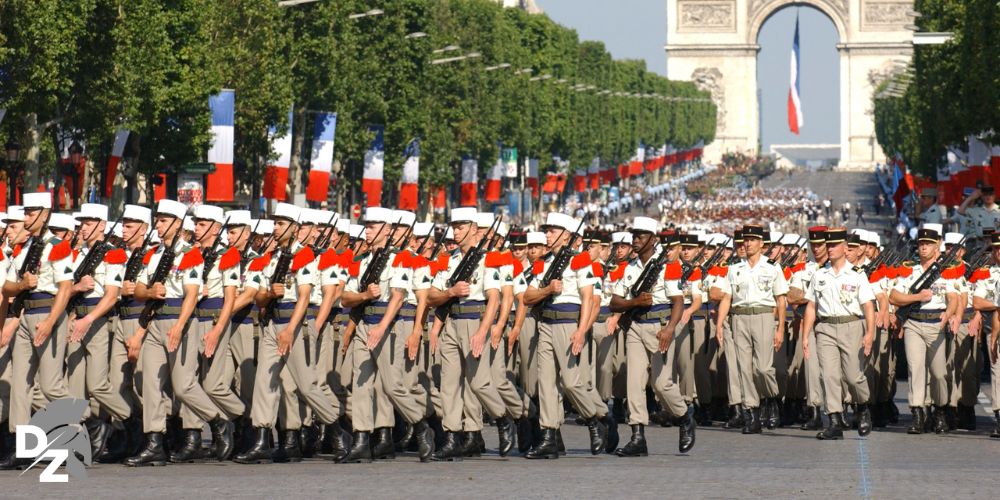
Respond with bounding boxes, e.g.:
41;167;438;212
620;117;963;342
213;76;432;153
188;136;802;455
888;223;961;434
610;216;695;456
715;224;789;435
942;232;981;430
799;228;875;439
673;233;710;422
514;230;547;446
972;231;1000;438
958;186;1000;240
786;226;829;430
916;188;947;225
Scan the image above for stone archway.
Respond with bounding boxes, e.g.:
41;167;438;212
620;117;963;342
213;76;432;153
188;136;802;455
666;0;914;169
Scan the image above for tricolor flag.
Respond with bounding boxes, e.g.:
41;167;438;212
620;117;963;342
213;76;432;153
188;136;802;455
399;139;419;210
787;16;803;135
574;169;586;193
588;158;600;190
526;158;539;198
361;124;384;207
207;90;235;202
485;152;504;203
628;145;644;177
263;110;293;201
460;156;478;207
104;129;130;198
305;112;337;203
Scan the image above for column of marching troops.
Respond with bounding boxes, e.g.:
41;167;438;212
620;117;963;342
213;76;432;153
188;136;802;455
0;192;998;469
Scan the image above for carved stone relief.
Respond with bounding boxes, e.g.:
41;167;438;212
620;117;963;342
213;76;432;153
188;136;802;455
691;67;726;131
678;1;737;32
861;1;912;30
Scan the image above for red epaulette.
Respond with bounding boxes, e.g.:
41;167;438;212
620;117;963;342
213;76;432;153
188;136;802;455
570;252;591;271
688;267;702;282
791;262;806;274
318;249;339;271
291;246;316;272
591;261;604;278
178;247;204;270
708;265;728;277
103;248;127;265
48;239;72;262
71;248;80;262
895;266;913;279
337;249;354;268
940;263;965;280
609;263;627;281
392;250;413;268
218;247;241;270
142;246;159;265
410;255;430;269
663;261;682;280
485;251;505;268
512;259;524;277
532;260;545;275
249;252;272;272
502;250;515;266
348;258;361;277
431;254;449;275
969;267;991;283
11;243;22;258
782;266;792;281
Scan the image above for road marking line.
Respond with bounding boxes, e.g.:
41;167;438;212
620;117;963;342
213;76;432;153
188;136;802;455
857;438;873;500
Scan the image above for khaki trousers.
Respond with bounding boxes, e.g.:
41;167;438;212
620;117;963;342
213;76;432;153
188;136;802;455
722;320;743;406
351;319;428;432
66;317;131;421
0;343;11;423
228;321;256;411
10;311;71;430
785;317;807;399
593;320;625;401
314;320;347;419
707;318;726;402
490;335;526;418
517;315;540;399
440;317;507;432
399;321;435;418
673;317;711;404
804;329;824;406
815;320;870;413
902;319;949;407
949;322;981;407
731;312;779;409
198;318;246;419
142;317;222;432
110;316;144;416
537;319;607;429
625;321;688;425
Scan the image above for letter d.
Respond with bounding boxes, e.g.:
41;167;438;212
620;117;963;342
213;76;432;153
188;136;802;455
16;425;48;459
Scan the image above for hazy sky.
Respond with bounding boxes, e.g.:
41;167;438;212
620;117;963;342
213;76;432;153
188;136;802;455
539;1;840;150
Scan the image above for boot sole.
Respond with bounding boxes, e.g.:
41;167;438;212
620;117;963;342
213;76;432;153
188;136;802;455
614;452;648;457
125;460;168;467
525;453;559;459
233;458;271;464
431;456;463;462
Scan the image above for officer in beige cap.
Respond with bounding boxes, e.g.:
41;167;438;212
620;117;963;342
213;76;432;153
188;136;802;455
917;188;947;225
800;228;875;439
0;193;80;470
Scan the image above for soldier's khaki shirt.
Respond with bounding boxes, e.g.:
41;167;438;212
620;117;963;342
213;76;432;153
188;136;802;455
715;258;789;307
77;243;125;299
611;249;682;304
431;248;501;303
527;251;598;306
805;263;875;317
141;240;203;299
966;203;1000;238
891;264;957;311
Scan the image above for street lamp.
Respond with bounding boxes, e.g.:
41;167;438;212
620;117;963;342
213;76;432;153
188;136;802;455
277;0;323;6
4;138;19;163
432;44;461;54
348;8;383;20
68;140;84;166
485;63;511;72
405;32;428;39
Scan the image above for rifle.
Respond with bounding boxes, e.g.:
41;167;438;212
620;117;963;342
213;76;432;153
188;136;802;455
679;245;710;282
894;236;965;325
137;219;183;328
310;213;339;254
72;217;122;284
345;221;396;325
123;229;155;284
433;217;503;322
538;218;586;288
9;210;54;317
779;237;805;268
259;225;299;327
200;216;231;280
613;243;670;337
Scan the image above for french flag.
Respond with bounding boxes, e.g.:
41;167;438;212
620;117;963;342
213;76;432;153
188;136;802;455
460;155;478;207
485;153;503;202
362;124;384;207
305;112;337;203
526;158;539;198
207;90;235;202
399;138;419;210
263;110;293;201
588;158;600;190
787;16;803;135
574;168;586;193
104;129;130;199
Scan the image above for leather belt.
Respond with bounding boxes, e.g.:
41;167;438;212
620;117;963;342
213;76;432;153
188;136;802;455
596;306;612;322
818;315;862;324
449;301;485;318
271;303;297;324
909;309;945;323
635;304;669;324
398;304;416;321
732;306;774;315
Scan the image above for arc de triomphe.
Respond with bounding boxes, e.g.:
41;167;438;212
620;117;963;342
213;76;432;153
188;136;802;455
666;0;913;169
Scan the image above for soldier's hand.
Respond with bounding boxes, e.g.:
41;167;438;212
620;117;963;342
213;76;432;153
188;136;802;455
507;327;520;355
716;323;725;347
270;283;285;298
548;279;563;295
802;340;810;360
916;289;933;302
449;281;470;298
127;331;144;362
471;330;487;358
773;326;784;351
341;328;353;354
429;329;439;354
122;280;137;296
969;313;981;338
0;320;16;348
571;329;587;355
70;315;92;343
863;332;874;357
74;275;96;293
875;311;887;329
490;324;504;349
150;282;167;300
606;315;619;334
680;309;693;325
406;331;421;361
166;323;184;353
277;328;293;356
634;292;653;307
366;323;386;350
22;273;38;291
366;284;382;300
656;327;673;353
204;326;222;358
32;319;53;347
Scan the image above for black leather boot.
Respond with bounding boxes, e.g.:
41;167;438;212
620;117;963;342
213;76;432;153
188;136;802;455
209;418;235;461
742;406;758;434
233;427;273;464
525;428;559;459
724;405;745;429
86;417;111;459
766;398;780;429
871;401;888;428
339;431;372;463
759;399;772;430
944;405;958;431
694;402;712;426
555;428;566;455
96;427;128;464
906;407;925;434
957;404;976;431
604;414;619;454
991;411;1000;439
516;417;532;454
372;427;395;459
125;415;144;457
816;413;844;440
169;429;203;463
300;424;319;458
325;421;349;462
460;431;481;457
857;403;873;437
431;431;464;461
0;449;31;470
587;417;608;455
394;422;415;452
887;400;900;424
614;424;648;457
675;406;696;453
932;406;949;434
413;419;435;462
124;432;168;467
496;416;515;457
800;406;824;430
273;429;302;463
613;398;628;423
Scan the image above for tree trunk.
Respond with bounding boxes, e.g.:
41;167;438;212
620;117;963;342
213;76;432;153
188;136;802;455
288;105;308;202
23;113;41;195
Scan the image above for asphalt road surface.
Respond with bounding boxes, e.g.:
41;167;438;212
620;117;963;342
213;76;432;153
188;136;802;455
4;382;999;499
